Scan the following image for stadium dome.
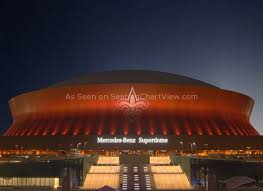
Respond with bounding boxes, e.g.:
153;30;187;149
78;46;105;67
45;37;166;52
3;70;259;137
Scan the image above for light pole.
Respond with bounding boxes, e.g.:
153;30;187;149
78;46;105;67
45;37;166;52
190;142;196;155
83;142;88;156
246;146;251;159
15;144;19;156
77;143;81;157
204;144;208;157
192;142;200;186
84;142;88;150
20;146;23;157
180;141;184;154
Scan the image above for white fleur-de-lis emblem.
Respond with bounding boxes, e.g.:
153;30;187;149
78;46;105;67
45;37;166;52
118;86;149;115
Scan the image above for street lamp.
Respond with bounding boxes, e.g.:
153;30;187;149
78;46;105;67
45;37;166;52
180;141;184;154
204;144;208;156
20;146;23;157
84;142;88;150
190;142;196;155
76;143;82;157
190;142;200;186
246;146;251;159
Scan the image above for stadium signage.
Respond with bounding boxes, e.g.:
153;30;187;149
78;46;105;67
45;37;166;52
96;136;168;144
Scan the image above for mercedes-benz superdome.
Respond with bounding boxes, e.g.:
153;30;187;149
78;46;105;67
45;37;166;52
1;70;262;152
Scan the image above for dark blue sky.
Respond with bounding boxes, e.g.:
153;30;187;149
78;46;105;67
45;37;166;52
0;0;263;134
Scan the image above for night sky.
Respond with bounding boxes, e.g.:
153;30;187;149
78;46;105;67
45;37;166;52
0;0;263;134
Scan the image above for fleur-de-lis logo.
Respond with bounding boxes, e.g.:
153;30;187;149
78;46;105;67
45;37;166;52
117;86;149;115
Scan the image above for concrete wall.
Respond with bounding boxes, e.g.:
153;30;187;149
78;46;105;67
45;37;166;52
170;155;191;181
82;154;99;185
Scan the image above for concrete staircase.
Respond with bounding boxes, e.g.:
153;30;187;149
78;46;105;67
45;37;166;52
83;155;192;190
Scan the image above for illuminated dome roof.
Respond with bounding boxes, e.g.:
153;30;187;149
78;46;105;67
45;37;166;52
51;70;218;88
4;70;258;138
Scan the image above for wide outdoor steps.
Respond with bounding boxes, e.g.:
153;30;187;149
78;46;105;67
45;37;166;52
83;156;192;190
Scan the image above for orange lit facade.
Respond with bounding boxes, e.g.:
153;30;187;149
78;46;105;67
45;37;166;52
3;84;258;137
